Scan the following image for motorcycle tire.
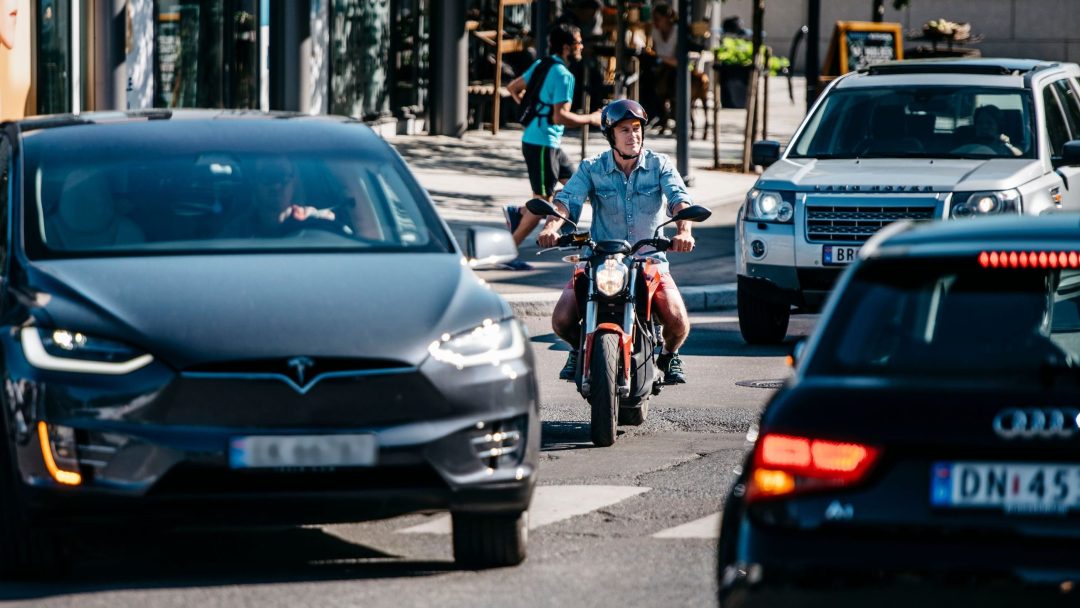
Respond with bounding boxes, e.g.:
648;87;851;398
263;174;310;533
589;333;620;447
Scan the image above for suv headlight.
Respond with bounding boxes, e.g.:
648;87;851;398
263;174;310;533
21;328;153;374
428;318;526;369
746;189;794;223
596;258;629;296
950;189;1021;218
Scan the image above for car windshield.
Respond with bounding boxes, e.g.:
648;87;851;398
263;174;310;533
21;138;451;257
789;86;1037;160
807;258;1080;380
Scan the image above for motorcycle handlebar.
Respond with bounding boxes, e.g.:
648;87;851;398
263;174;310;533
630;237;671;253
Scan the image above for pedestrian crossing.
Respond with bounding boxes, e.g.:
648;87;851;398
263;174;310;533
398;484;721;539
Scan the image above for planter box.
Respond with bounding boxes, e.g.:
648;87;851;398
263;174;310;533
716;64;752;109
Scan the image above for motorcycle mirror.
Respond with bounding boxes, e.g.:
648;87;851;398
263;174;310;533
524;197;577;229
673;205;712;223
525;198;558;217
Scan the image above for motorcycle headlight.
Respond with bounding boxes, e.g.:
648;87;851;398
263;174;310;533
950;189;1021;218
21;328;153;375
746;189;794;223
596;258;629;296
428;318;526;369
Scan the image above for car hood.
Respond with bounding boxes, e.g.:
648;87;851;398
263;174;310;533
21;253;510;369
758;158;1044;193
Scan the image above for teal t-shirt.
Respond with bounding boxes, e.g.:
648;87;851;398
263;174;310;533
521;56;575;148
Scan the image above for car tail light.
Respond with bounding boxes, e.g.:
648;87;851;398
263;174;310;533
978;250;1080;269
746;433;880;503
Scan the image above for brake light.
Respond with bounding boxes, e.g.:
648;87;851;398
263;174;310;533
747;434;880;502
979;250;1080;269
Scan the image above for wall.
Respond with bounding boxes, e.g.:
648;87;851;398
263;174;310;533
717;0;1080;73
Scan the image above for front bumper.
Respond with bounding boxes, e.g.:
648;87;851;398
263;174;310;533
737;219;845;310
719;518;1080;608
5;341;540;528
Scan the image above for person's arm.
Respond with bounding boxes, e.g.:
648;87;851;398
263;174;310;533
551;101;602;127
538;166;592;247
507;76;526;105
658;156;695;253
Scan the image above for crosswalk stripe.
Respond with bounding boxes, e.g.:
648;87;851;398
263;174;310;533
652;512;722;539
399;485;650;534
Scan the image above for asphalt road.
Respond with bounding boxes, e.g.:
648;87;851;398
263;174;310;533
0;313;818;608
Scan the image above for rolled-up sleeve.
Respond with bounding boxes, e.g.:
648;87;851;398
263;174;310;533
554;160;593;222
658;155;691;215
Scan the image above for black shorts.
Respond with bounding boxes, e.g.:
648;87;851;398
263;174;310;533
522;142;575;197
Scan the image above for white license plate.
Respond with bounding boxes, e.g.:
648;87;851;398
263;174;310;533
229;434;377;469
822;245;860;265
931;462;1080;514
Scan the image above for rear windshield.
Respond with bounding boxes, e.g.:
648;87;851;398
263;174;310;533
21;140;452;257
807;258;1080;380
789;86;1037;160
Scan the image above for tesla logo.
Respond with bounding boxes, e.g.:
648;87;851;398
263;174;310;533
287;357;315;385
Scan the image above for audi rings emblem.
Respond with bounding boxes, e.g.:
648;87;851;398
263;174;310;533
992;408;1080;439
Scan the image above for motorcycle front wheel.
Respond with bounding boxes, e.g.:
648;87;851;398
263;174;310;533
589;333;620;447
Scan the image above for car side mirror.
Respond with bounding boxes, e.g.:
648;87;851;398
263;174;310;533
465;225;518;269
1063;141;1080;167
752;140;782;168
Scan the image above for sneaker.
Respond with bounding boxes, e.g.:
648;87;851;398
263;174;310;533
500;258;534;271
657;352;686;384
503;204;523;235
558;350;579;381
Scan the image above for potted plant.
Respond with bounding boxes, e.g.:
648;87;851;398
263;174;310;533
713;37;789;109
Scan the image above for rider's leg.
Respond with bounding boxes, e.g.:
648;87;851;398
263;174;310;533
652;272;690;383
552;272;584;380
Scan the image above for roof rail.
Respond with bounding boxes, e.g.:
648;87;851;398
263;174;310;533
865;63;1017;76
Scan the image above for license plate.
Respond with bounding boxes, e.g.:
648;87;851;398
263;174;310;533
823;245;860;265
931;461;1080;514
229;434;377;469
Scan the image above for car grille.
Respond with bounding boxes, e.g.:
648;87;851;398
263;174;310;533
806;204;936;243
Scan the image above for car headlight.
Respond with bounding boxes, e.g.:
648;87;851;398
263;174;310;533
428;318;526;369
746;189;794;223
596;258;629;296
21;328;153;375
950;189;1021;218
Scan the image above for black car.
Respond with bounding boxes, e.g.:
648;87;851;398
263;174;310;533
0;111;538;576
719;216;1080;607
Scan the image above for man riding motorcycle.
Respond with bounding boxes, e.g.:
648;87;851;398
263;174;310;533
537;99;696;384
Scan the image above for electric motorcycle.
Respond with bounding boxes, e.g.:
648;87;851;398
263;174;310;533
527;199;712;446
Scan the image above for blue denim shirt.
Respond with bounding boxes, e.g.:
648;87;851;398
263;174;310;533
554;149;691;264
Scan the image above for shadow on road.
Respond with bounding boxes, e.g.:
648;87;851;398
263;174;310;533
541;420;613;452
0;527;457;601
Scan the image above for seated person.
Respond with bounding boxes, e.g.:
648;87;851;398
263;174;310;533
46;170;145;249
221;156;339;238
640;2;679;122
951;104;1023;157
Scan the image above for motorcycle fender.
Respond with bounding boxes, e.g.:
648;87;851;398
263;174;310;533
583;324;632;386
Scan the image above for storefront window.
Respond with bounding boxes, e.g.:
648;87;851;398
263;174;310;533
36;0;71;114
390;0;428;117
153;0;258;108
329;0;391;120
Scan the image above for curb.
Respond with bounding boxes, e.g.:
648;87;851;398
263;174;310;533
502;283;737;318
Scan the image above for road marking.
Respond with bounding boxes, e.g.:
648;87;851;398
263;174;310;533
652;512;722;539
399;485;650;534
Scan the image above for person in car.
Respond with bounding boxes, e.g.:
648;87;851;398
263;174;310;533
223;157;338;238
537;99;696;384
954;104;1024;157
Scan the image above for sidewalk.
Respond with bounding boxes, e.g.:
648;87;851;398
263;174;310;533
387;77;807;316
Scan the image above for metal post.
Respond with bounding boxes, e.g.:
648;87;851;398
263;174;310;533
762;49;769;140
872;0;885;22
676;0;691;183
806;0;820;112
430;0;468;136
535;0;550;57
91;0;127;110
616;0;626;85
269;0;310;112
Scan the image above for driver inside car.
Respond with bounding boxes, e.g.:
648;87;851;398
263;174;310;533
537;99;696;385
222;156;338;238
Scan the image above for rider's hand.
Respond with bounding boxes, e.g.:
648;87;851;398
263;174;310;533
670;232;695;253
537;229;561;248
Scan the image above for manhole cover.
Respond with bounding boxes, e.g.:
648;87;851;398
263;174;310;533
735;379;786;389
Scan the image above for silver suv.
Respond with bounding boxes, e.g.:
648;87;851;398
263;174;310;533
736;58;1080;344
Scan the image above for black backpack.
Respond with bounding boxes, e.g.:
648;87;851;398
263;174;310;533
517;57;559;127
